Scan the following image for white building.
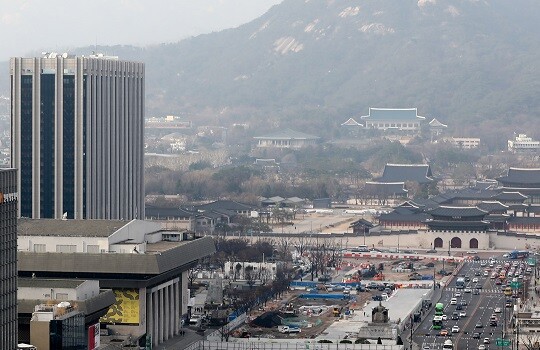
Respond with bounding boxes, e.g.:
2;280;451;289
508;134;540;153
450;137;481;149
224;261;278;283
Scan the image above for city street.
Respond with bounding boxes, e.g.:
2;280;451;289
412;259;512;349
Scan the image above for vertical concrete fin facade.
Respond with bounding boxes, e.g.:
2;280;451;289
10;55;144;220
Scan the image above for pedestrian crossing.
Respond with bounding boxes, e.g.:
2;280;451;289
445;287;502;293
471;259;506;264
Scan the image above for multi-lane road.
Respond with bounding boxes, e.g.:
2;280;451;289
412;259;519;349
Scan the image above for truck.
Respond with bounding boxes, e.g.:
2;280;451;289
278;325;301;334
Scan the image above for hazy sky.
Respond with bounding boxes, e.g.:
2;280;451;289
0;0;283;60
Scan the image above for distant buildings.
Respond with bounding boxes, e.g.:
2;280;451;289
10;53;145;220
450;137;480;149
254;128;319;148
0;169;17;350
361;108;425;131
508;133;540;153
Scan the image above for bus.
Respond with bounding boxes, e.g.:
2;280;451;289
443;339;454;349
509;250;529;259
456;277;466;289
435;303;444;316
432;315;444;330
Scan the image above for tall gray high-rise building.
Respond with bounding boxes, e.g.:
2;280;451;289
10;53;144;219
0;168;17;350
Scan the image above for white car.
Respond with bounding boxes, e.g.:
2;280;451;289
467;250;478;254
450;298;457;305
478;345;486;350
459;311;467;317
494;307;502;313
442;314;448;321
503;253;510;258
454;292;461;297
451;325;460;333
472;278;479;283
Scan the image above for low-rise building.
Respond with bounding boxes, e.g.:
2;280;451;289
450;137;481;149
17;219;216;348
508;134;540;153
254;128;319;148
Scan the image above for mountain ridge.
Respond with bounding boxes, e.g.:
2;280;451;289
2;0;540;142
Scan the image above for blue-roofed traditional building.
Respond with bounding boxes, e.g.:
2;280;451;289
361;108;425;131
254;128;319;148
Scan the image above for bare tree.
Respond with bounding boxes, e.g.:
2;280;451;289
245;265;256;289
188;267;198;288
293;236;313;258
520;331;540;350
276;236;293;262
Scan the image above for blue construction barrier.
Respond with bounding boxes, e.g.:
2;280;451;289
290;281;362;288
298;293;354;300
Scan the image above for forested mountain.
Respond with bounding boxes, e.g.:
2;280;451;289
2;0;540;138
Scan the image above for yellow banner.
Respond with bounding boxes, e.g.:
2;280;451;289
101;289;140;325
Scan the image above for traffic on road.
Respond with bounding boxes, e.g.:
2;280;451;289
413;254;534;349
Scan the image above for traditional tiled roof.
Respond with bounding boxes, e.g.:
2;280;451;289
497;168;540;185
379;208;431;222
18;219;129;237
428;206;487;218
361;108;425;121
509;217;540;224
378;164;433;184
145;206;195;219
253;128;319;140
362;182;408;197
350;219;375;228
196;200;253;212
527;205;540;214
491;191;528;202
476;201;509;213
428;118;447;128
341;118;363;126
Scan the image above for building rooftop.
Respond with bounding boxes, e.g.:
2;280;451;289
428;206;487;218
498;168;540;185
477;201;509;213
361;108;425;121
341;117;363;126
145;206;195;219
19;278;87;289
18;236;216;276
378;164;433;184
18;219;129;237
195;200;253;212
253;128;319;140
428;118;447;128
363;182;408;197
491;191;528;201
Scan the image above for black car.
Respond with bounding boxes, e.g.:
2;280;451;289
473;332;481;339
452;312;460;320
473;289;480;295
460;300;468;306
372;295;383;301
490;320;498;327
456;304;463;310
475;322;483;328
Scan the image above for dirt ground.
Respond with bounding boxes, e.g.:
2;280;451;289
239;289;372;339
